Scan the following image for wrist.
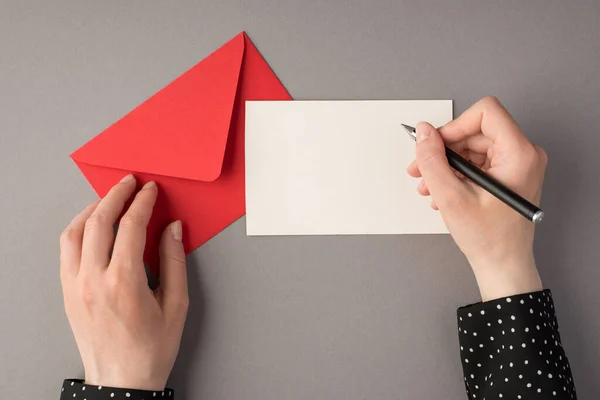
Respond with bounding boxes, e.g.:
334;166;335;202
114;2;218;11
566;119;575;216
85;370;167;392
469;254;543;302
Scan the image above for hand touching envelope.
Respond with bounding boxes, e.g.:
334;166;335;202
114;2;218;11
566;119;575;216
71;32;291;272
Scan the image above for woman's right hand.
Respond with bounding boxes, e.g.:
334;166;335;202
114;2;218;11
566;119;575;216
407;96;548;301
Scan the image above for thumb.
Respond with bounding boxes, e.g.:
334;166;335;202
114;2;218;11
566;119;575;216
415;122;466;208
159;220;189;324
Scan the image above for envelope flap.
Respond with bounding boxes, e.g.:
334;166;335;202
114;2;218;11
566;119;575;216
71;33;246;182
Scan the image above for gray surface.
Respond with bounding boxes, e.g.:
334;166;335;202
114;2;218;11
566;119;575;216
1;1;599;398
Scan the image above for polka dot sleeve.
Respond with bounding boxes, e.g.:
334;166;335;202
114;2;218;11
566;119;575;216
59;380;175;400
457;289;577;399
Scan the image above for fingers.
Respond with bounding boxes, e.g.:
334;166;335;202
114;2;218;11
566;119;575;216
409;133;492;177
430;199;438;210
81;175;137;273
415;122;468;210
468;151;488;169
111;181;158;279
410;151;488;196
60;201;99;280
466;134;494;154
439;96;526;145
158;221;189;325
407;159;421;178
417;180;430;196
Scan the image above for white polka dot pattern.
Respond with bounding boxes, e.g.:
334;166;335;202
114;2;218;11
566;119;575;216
59;380;174;400
457;290;577;399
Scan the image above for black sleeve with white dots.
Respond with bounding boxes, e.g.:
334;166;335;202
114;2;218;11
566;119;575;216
457;289;576;399
59;380;175;400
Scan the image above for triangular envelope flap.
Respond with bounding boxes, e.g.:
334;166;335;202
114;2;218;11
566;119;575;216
71;33;246;182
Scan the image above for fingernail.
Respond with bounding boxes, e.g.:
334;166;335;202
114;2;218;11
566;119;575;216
416;125;431;143
142;181;156;190
120;174;135;183
171;220;182;242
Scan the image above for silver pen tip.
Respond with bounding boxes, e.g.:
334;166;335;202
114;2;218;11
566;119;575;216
402;124;417;140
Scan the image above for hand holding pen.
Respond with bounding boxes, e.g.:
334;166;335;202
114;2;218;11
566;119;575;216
406;96;547;302
403;124;544;224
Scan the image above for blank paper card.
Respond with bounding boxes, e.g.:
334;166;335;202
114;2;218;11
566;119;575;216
245;100;452;236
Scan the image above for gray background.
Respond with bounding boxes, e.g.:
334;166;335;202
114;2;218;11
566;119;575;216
1;1;598;399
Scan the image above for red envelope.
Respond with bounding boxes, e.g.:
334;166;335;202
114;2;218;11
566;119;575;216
71;32;292;273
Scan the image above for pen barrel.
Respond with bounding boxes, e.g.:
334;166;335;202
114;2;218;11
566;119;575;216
445;147;543;222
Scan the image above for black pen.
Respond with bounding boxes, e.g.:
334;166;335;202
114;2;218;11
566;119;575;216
401;124;544;224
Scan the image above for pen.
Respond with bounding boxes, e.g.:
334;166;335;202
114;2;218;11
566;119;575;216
401;124;544;224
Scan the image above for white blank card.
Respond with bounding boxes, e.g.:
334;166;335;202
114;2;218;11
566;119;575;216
245;100;452;236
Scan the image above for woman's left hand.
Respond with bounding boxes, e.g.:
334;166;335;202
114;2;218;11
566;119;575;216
59;175;189;391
